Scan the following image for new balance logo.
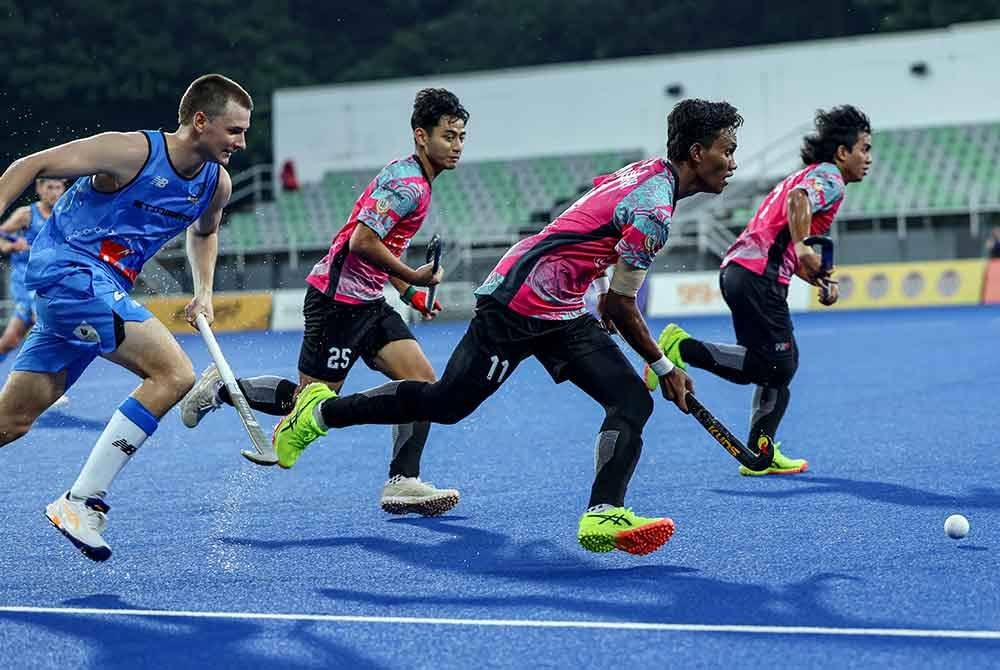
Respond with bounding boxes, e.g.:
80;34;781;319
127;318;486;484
112;438;137;456
151;176;169;188
73;322;100;343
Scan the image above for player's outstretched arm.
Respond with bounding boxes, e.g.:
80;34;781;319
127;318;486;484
0;132;148;217
604;260;692;413
349;224;442;286
388;275;410;295
788;190;826;284
0;207;30;254
184;168;231;327
0;206;30;234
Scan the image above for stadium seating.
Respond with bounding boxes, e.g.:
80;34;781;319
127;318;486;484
217;120;1000;257
723;121;1000;225
839;121;1000;217
220;150;641;252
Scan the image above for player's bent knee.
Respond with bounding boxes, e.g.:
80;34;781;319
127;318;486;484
402;366;437;384
179;364;196;390
425;386;479;425
0;415;33;446
610;380;654;428
179;369;197;397
432;402;474;425
770;356;798;387
161;366;196;402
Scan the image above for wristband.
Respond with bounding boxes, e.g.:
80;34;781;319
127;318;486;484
400;285;417;305
649;355;674;376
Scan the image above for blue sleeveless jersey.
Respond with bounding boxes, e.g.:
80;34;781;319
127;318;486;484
9;202;49;288
25;130;221;292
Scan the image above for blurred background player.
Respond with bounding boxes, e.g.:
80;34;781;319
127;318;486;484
648;106;871;476
264;99;743;556
0;178;72;407
0;178;64;358
0;74;252;561
984;225;1000;258
181;88;467;516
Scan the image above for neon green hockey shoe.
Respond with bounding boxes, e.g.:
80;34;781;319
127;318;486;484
577;506;675;555
272;382;337;469
739;441;809;476
644;323;690;391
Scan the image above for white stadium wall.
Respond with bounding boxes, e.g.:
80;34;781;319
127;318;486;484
647;272;814;318
275;21;1000;183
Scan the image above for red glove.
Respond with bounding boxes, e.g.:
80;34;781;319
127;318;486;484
410;290;442;317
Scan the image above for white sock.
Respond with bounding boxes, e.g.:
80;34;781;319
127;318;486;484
313;401;328;431
587;503;613;513
211;378;225;406
70;407;153;500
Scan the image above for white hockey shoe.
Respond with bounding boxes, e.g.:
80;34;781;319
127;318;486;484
45;491;112;562
380;475;460;516
180;364;223;428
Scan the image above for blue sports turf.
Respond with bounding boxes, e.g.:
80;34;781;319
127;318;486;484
0;306;997;669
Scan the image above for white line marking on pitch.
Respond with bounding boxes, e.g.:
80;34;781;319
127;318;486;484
0;606;998;640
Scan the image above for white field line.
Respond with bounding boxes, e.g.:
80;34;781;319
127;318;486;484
0;606;998;640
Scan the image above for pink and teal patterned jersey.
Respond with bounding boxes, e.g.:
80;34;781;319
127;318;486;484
476;157;678;320
306;155;431;303
722;162;845;284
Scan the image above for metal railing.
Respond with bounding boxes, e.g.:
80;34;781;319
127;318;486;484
229;164;274;208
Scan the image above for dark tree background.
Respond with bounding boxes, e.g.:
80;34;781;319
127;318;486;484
2;0;998;170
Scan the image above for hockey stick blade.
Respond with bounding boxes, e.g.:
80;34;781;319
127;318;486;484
685;392;773;470
195;314;279;466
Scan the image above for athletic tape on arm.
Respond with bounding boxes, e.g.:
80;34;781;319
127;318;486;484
609;259;647;297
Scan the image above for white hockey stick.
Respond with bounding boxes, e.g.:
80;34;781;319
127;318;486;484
195;313;278;465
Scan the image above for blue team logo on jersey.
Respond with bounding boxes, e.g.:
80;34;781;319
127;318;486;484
188;182;206;203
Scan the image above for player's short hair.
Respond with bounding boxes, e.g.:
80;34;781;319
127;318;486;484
178;74;253;125
666;99;743;163
800;106;871;165
411;88;469;133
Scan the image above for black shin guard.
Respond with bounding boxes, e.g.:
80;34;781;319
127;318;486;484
320;381;420;428
749;385;791;447
679;339;776;385
559;346;655;509
388;421;430;478
588;391;654;508
320;378;485;428
589;425;643;508
220;377;297;416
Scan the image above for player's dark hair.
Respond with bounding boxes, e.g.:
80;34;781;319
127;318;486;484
800;106;871;165
411;88;469;133
178;74;253;125
666;99;743;163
